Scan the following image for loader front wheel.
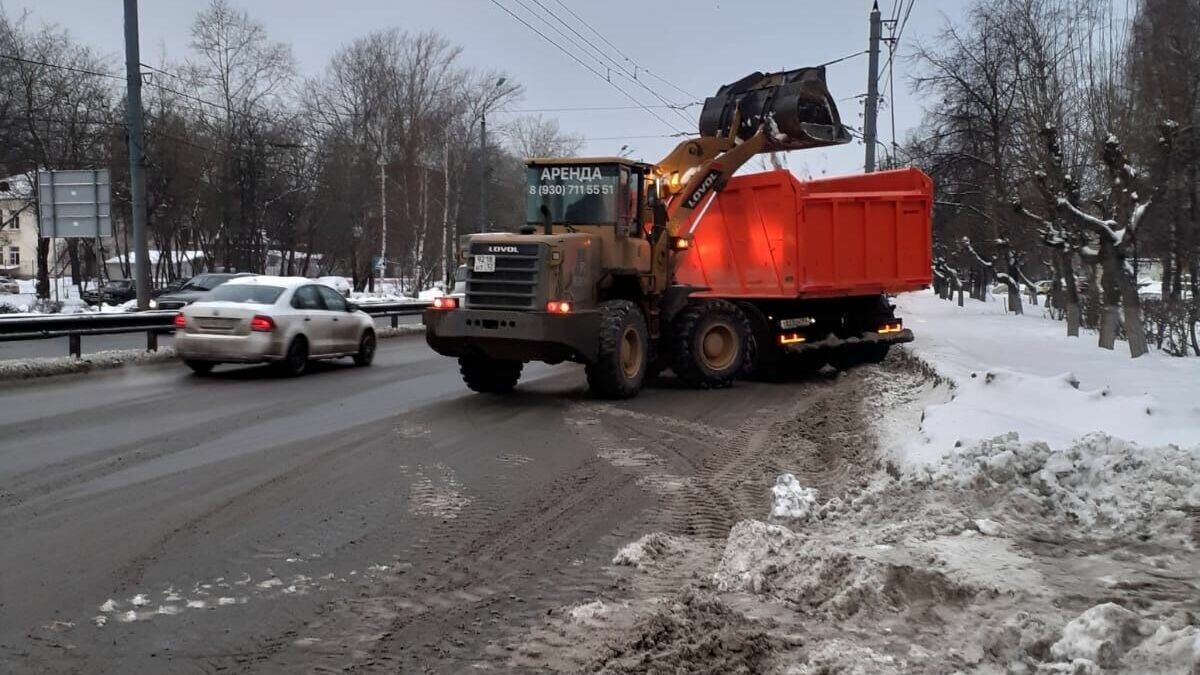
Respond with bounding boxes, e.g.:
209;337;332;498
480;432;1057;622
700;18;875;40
670;299;750;389
459;355;523;393
586;300;648;399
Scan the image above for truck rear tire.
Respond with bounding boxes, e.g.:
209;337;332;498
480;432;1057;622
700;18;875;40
669;299;750;389
586;300;648;399
738;302;783;381
459;355;523;393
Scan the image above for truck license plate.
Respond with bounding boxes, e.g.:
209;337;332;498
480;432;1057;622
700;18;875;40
474;255;496;273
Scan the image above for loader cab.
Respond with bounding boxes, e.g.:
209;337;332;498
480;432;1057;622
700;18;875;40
524;157;651;239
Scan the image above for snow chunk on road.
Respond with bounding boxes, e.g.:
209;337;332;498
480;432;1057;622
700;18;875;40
1050;603;1143;668
769;473;820;522
612;532;683;570
567;600;613;625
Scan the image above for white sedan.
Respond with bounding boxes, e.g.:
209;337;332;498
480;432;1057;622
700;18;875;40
174;276;376;376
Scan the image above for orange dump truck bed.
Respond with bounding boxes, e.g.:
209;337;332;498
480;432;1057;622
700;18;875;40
675;168;933;300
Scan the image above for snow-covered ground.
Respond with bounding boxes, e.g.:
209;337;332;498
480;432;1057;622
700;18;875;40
894;289;1200;466
508;288;1199;674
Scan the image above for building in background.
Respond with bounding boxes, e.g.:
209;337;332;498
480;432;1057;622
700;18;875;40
0;176;37;278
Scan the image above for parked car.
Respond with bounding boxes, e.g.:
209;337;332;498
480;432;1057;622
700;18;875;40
83;279;137;306
1034;280;1054;295
174;276;376;376
0;276;19;294
155;272;254;310
152;279;186;298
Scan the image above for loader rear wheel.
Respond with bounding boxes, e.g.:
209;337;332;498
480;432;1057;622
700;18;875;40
459;355;523;393
586;300;648;399
669;299;750;389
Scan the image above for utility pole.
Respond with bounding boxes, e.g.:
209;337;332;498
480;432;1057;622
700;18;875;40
478;112;487;233
123;0;151;309
864;0;882;173
378;150;387;280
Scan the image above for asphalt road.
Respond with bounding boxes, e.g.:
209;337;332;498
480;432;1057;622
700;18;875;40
0;333;879;673
0;315;420;361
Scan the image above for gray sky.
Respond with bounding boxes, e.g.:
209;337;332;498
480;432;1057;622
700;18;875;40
14;0;965;175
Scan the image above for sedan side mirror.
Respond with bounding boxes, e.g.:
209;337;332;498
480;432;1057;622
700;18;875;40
345;302;359;312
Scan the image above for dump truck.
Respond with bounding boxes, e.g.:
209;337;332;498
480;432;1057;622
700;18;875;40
423;67;932;398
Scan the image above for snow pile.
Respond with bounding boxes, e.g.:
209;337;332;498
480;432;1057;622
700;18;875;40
417;287;445;301
913;433;1200;545
612;532;683;570
708;431;1200;673
1034;603;1200;674
894;290;1200;465
581;587;781;675
0;348;176;379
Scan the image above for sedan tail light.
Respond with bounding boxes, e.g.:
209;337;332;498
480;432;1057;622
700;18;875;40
250;315;276;332
173;314;186;328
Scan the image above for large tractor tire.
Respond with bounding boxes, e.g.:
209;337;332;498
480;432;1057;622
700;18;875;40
586;300;649;399
459;355;523;393
669;299;751;389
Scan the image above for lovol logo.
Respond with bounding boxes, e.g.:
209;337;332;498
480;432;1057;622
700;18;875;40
488;245;520;254
683;169;721;210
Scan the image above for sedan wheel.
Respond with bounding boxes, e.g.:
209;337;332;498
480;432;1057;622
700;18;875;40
185;360;214;375
353;330;376;367
280;337;309;377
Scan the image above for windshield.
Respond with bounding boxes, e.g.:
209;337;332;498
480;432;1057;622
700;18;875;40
525;164;619;224
182;274;226;291
205;284;284;305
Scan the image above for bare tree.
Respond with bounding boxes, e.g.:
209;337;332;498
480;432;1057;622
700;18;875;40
504;115;584;159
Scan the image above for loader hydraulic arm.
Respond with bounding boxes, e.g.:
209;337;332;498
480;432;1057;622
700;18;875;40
648;66;852;254
656;115;772;241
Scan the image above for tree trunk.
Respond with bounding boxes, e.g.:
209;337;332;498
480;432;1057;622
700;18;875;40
1084;262;1101;328
36;238;50;299
1116;258;1149;358
1057;250;1080;337
1097;242;1121;350
1007;285;1024;315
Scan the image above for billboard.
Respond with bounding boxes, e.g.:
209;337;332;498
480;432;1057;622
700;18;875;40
37;169;112;238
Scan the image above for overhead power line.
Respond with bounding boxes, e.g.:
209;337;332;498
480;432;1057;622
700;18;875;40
550;0;700;103
0;53;122;81
488;0;685;134
510;103;700;113
518;0;694;127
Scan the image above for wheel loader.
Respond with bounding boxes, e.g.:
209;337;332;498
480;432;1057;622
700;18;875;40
424;66;932;398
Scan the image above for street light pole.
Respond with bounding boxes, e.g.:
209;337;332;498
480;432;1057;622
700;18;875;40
864;1;883;173
123;0;151;309
478;112;487;233
478;77;506;233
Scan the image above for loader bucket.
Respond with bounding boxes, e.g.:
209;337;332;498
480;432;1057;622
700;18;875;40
698;67;852;151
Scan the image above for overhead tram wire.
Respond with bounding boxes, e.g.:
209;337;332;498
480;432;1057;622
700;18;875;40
550;0;701;103
520;0;695;127
488;0;685;134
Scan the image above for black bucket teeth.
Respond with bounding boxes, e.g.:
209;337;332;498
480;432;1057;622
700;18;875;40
698;67;852;151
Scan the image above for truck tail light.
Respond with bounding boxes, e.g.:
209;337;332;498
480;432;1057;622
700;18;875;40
432;297;458;310
173;314;186;328
546;300;572;314
250;315;276;332
878;321;903;334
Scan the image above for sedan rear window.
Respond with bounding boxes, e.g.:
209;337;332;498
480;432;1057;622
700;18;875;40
205;284;284;305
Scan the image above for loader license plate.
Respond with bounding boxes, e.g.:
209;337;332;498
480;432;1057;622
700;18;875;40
474;255;496;273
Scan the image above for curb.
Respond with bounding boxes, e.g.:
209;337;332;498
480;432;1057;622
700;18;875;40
0;325;427;381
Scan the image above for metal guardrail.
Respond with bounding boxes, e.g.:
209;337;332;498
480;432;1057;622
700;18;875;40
0;301;430;357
